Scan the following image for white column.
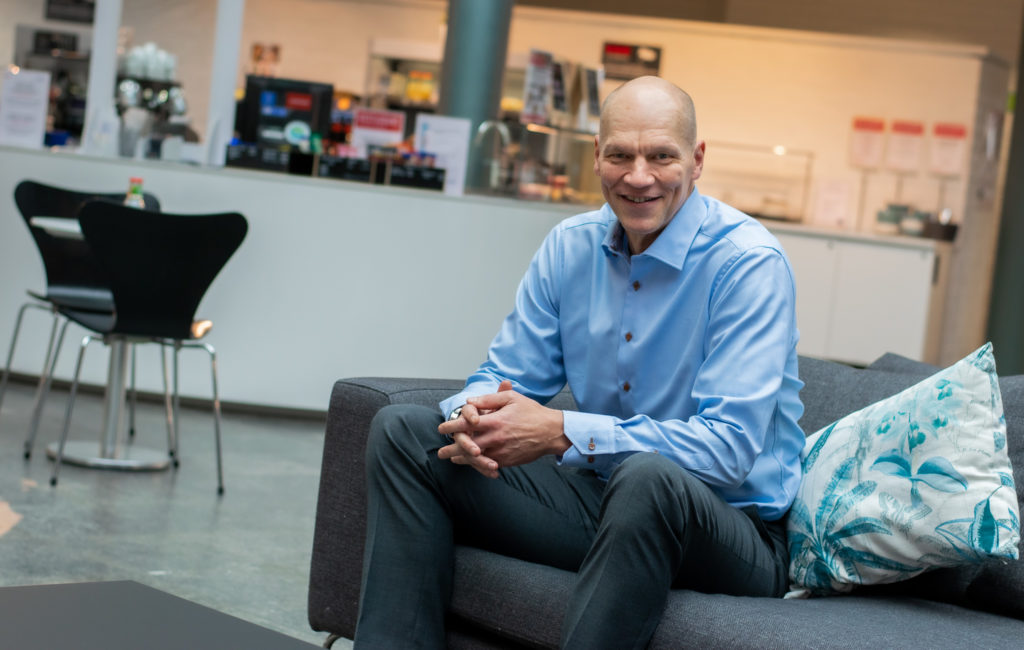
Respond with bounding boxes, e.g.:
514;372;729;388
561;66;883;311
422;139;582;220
80;0;123;156
204;0;245;166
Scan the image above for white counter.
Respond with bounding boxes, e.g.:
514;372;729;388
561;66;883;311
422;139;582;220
0;146;575;411
0;146;952;411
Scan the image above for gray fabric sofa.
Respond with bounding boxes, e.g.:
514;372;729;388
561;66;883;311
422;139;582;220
308;353;1024;648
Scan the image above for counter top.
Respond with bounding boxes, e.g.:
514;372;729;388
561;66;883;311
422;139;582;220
758;218;951;251
1;145;952;252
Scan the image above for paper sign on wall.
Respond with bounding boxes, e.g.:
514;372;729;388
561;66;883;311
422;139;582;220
521;49;553;125
885;120;924;172
849;117;885;169
0;67;51;149
930;122;968;177
349;108;405;157
813;178;852;230
414;113;471;197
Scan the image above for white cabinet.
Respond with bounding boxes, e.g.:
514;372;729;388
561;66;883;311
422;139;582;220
772;228;947;366
774;234;835;358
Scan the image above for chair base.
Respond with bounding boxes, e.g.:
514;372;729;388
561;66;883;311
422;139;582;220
45;441;171;472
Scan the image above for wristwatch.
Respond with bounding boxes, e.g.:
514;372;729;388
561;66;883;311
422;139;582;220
443;406;463;442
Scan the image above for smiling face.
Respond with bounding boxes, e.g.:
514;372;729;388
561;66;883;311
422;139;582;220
594;78;705;254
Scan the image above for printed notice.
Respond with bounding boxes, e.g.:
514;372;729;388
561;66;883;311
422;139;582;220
521;49;553;125
885;120;925;173
349;108;406;158
849;117;885;169
813;179;852;230
929;123;968;177
0;67;51;149
414;114;471;196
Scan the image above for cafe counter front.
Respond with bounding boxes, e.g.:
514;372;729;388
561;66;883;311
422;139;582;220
0;145;964;411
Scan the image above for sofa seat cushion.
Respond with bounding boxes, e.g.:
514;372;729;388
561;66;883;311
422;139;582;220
450;546;1024;649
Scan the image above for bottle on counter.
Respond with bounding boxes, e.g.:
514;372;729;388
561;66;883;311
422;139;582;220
124;176;146;209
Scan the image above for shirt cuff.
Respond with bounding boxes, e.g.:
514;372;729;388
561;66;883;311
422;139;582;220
439;380;499;419
558;410;618;470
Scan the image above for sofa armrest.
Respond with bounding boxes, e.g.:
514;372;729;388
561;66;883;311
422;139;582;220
307;377;464;638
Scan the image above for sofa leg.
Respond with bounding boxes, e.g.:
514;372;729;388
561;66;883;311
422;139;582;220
323;633;342;648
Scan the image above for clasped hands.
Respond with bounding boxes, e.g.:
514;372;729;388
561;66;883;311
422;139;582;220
437;380;570;479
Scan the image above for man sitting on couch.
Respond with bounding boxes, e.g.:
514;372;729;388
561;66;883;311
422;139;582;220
355;76;806;649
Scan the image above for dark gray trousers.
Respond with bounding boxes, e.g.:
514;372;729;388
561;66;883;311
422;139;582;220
354;404;788;649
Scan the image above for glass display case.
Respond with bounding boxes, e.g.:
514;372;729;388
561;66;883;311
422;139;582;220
697;142;814;222
472;120;601;205
365;40;600;203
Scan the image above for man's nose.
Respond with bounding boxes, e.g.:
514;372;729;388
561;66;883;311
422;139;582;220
624;159;654;186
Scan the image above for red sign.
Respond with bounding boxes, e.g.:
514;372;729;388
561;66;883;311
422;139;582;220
355;110;405;132
284;92;312;111
934;123;967;139
891;120;924;136
852;117;885;132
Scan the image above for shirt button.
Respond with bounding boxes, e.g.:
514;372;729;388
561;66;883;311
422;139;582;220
624;332;632;342
588;438;596;451
587;456;595;464
623;381;631;392
632;281;640;291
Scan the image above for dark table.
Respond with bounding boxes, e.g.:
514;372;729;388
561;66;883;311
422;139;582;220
0;580;321;649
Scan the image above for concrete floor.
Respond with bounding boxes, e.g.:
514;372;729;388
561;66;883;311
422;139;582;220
0;377;353;648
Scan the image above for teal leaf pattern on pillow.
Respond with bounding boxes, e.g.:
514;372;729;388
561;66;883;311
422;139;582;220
787;343;1021;595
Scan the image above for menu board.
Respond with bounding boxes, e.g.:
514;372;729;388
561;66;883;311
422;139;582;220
601;42;661;81
0;68;51;149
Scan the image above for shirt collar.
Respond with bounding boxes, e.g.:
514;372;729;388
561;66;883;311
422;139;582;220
600;188;707;270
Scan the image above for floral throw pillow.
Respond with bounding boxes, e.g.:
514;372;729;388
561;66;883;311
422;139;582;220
787;343;1020;595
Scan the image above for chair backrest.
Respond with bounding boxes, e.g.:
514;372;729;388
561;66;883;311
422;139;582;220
13;179;161;301
76;200;248;340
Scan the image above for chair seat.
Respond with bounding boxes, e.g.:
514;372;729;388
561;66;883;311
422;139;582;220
59;308;115;335
40;286;115;313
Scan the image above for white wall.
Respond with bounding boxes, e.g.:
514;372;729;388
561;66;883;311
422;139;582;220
509;8;997;229
238;0;445;93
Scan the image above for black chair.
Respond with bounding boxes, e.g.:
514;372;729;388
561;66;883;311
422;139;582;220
51;200;248;495
0;180;160;457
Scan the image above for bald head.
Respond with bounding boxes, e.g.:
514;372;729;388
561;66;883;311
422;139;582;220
599;76;697;147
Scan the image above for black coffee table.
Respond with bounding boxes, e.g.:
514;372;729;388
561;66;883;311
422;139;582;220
0;580;321;649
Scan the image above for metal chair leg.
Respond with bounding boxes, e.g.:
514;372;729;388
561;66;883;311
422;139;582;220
204;342;225;496
160;343;178;466
0;301;56;421
51;334;95;487
177;340;224;495
173;343;181;465
128;343;137;440
25;317;70;459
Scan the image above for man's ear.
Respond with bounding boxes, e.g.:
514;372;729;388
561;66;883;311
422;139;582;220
593;135;600;176
692;140;706;181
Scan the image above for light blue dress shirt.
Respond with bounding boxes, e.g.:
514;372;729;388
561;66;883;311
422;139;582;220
441;189;805;521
